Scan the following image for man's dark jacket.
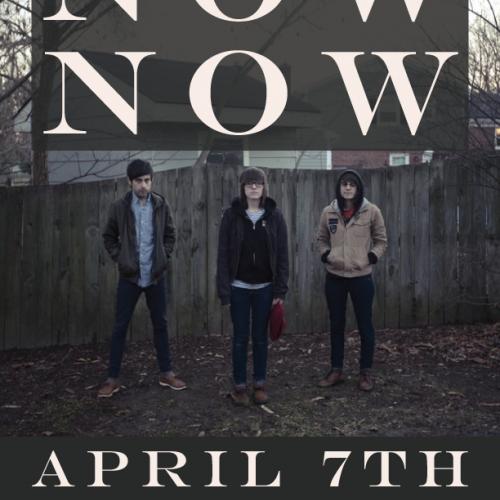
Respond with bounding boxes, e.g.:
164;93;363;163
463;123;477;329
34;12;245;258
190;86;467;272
217;197;289;305
102;191;176;284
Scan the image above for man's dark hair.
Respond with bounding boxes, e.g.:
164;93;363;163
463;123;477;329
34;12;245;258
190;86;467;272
127;159;153;181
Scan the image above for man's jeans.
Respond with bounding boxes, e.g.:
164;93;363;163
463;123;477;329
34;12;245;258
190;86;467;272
230;285;273;387
325;273;375;372
108;277;171;378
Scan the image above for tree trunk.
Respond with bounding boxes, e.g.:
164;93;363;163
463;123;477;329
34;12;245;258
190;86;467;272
31;150;48;185
31;0;58;186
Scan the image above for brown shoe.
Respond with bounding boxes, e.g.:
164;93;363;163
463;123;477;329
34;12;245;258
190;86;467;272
253;386;269;405
318;370;345;388
229;386;250;407
97;378;121;398
358;372;374;392
159;372;187;391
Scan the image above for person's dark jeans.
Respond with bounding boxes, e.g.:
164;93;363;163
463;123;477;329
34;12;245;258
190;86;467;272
108;277;171;378
325;273;375;372
230;285;274;387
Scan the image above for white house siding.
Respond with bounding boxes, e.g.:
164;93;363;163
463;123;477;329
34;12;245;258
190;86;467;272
47;150;200;184
247;150;329;170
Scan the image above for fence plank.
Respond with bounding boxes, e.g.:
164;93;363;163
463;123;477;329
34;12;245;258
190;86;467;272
191;164;208;336
206;165;223;335
162;169;179;342
221;164;242;336
295;169;315;333
34;187;54;347
429;161;446;325
310;170;331;334
4;189;23;349
443;162;460;324
414;163;430;326
485;159;500;320
384;167;401;328
370;168;386;330
19;187;40;348
97;180;118;345
457;163;488;323
82;183;101;344
67;184;87;345
398;165;416;328
50;186;71;346
0;189;9;348
281;169;298;333
174;166;194;340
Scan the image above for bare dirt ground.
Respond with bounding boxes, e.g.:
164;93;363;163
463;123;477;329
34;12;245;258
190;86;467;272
1;323;500;437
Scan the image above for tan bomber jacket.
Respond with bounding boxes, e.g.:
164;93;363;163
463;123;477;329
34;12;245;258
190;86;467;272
317;198;387;278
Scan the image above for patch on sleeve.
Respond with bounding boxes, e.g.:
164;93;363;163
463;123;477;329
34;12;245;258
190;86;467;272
328;217;338;234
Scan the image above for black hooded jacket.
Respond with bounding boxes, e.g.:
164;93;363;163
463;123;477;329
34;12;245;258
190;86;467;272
217;197;289;305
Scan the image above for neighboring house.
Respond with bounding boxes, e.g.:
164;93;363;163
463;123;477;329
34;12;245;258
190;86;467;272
0;164;31;187
17;51;329;184
328;93;500;169
331;149;434;169
468;91;500;152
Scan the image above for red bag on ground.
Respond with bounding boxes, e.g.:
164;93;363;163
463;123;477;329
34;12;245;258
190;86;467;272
269;302;286;341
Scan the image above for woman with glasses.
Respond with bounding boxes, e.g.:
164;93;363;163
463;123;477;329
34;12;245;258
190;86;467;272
217;167;289;406
317;170;387;392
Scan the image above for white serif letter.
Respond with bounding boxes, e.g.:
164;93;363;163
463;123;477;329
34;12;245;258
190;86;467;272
190;50;288;136
44;0;138;21
44;51;155;135
321;51;458;135
195;0;282;22
353;0;425;22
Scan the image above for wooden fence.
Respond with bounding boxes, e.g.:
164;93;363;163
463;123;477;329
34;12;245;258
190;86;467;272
1;161;499;349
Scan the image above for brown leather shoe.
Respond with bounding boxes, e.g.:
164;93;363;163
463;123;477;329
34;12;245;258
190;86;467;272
318;370;345;388
159;372;187;391
97;378;121;398
358;372;374;392
253;386;269;405
229;387;250;407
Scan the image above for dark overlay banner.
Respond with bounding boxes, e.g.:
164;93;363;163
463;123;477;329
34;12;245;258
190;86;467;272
32;0;468;151
1;438;498;498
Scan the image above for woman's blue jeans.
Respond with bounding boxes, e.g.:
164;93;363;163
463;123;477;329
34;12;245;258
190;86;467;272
230;284;273;387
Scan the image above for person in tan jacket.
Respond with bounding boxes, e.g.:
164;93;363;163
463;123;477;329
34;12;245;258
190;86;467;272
317;170;387;391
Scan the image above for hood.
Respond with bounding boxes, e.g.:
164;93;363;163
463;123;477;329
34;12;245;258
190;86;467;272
335;169;365;212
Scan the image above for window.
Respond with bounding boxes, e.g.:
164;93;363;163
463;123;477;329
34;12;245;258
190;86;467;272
422;150;434;163
495;128;500;150
389;153;410;167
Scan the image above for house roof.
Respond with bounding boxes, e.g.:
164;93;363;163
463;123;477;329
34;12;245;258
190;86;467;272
469;92;500;121
83;51;318;114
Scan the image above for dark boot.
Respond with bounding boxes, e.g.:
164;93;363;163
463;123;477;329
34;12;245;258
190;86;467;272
253;385;269;405
358;371;374;392
229;385;250;406
318;369;345;388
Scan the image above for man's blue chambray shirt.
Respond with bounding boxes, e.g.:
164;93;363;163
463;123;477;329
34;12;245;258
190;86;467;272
132;192;154;287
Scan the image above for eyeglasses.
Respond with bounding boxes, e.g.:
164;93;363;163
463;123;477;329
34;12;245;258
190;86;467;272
244;182;264;188
340;181;357;188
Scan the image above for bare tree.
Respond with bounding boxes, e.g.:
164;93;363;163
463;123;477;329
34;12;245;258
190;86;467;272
0;0;31;182
0;0;119;185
